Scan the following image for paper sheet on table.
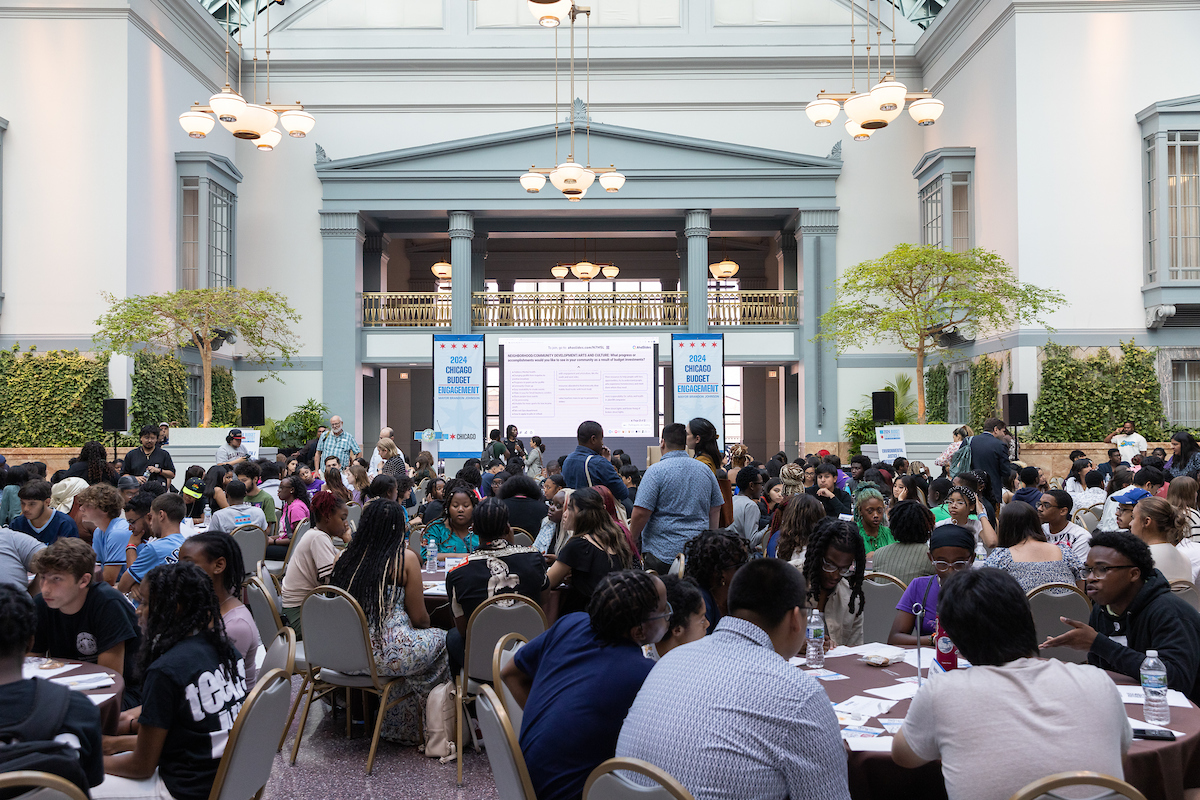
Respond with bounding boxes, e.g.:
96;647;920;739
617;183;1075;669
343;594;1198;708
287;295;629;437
824;643;907;660
22;661;81;680
847;736;896;752
878;719;905;734
835;711;871;727
89;693;116;706
864;682;921;701
833;695;898;718
52;674;114;691
1116;685;1193;708
1126;717;1185;737
422;582;447;596
841;725;884;739
788;656;806;667
804;668;849;681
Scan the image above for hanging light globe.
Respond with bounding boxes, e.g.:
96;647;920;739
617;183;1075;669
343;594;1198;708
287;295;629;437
520;171;547;193
601;264;620;279
598;171;626;192
527;0;570;27
908;97;945;126
279;109;316;138
431;260;452;280
551;264;570;279
805;97;841;128
709;260;740;279
871;78;908;113
209;88;247;123
231;103;278;140
572;261;600;281
255;128;283;151
842;91;876;125
845;119;872;142
549;161;587;192
179;110;215;139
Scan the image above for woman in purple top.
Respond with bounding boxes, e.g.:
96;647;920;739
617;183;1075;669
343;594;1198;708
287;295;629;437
887;525;976;647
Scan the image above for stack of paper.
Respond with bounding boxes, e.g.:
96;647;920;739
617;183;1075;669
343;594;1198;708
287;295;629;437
824;643;908;660
52;673;115;691
1115;685;1193;708
22;661;81;680
832;695;899;718
804;668;849;681
863;682;920;701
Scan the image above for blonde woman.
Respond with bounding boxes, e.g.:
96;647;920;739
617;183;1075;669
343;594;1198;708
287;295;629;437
376;437;406;477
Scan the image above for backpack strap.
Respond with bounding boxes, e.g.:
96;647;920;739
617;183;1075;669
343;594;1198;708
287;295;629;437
583;456;596;488
0;679;72;744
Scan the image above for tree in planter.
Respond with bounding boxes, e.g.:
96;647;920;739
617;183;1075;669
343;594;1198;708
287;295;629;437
818;244;1065;423
93;288;301;427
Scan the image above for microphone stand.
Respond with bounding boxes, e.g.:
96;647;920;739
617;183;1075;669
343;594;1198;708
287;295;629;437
912;578;935;687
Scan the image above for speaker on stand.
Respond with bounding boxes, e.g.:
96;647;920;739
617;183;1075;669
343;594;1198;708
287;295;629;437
102;399;127;463
872;392;895;423
1003;393;1030;459
240;397;266;428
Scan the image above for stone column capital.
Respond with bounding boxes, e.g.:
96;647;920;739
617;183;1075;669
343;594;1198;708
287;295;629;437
684;209;711;238
448;210;475;239
798;208;839;237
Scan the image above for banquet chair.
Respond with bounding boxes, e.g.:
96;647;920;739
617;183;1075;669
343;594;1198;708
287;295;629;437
346;501;363;528
260;625;297;677
1170;580;1200;612
492;633;529;730
457;594;548;785
475;685;538;800
257;561;285;616
667;554;685;578
0;771;88;800
1006;770;1147;800
512;528;534;547
268;518;312;577
290;586;417;774
244;577;284;648
1072;504;1103;533
231;525;267;577
208;669;293;800
861;572;907;646
1027;583;1091;663
583;758;696;800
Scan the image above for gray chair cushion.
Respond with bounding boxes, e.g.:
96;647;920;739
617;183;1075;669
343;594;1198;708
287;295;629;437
315;668;379;689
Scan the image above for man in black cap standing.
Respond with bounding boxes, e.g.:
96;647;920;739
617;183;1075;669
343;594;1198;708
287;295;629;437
215;429;249;467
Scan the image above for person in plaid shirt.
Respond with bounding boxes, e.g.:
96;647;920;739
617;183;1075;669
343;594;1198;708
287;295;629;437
315;415;361;469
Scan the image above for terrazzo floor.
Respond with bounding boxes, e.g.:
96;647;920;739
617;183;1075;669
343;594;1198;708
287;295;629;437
266;676;500;800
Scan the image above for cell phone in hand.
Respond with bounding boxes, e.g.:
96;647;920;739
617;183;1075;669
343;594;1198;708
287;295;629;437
1132;728;1176;741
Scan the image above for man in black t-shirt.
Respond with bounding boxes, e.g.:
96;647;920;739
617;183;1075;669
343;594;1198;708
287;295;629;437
31;539;142;708
446;498;549;676
0;584;104;789
123;425;176;485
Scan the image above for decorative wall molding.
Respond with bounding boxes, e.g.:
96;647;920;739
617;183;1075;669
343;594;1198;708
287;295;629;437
799;208;839;235
319;211;365;238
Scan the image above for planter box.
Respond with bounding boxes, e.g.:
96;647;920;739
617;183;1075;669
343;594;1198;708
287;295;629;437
1017;442;1172;481
860;424;960;467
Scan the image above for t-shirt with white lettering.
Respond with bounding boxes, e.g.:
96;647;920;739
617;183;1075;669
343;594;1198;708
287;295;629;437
137;635;248;800
208;503;267;534
901;658;1131;800
1112;433;1149;463
1042;521;1091;563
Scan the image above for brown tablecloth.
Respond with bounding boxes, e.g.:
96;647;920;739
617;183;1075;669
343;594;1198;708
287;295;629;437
421;569;564;630
28;660;125;735
817;653;1200;800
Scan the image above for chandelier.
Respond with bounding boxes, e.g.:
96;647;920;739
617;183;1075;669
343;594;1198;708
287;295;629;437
708;239;740;280
804;0;943;141
178;0;314;150
430;241;452;280
550;240;618;280
519;2;625;201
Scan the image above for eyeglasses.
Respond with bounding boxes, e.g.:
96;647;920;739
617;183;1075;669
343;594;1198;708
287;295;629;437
645;601;674;622
1081;565;1135;578
822;558;855;577
1036;501;1059;510
932;559;972;572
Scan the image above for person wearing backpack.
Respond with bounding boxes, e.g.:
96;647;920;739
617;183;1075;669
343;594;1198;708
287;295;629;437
0;583;104;794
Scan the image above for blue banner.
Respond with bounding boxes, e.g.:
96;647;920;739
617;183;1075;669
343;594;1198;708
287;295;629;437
672;334;724;446
433;334;485;458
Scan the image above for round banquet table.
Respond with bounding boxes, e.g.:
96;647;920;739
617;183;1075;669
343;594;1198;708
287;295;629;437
26;659;125;736
816;650;1200;800
421;568;565;630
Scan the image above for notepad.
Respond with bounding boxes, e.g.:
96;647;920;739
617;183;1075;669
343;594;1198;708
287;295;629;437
22;660;81;681
864;682;921;701
52;674;114;691
846;736;896;752
833;695;898;718
804;668;849;681
1115;685;1192;708
841;725;884;739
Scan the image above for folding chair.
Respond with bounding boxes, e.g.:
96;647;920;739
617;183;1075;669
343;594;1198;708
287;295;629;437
512;528;534;548
492;632;529;731
475;685;537;800
1006;770;1147;800
231;525;267;577
268;518;311;577
861;572;907;645
1027;583;1092;663
0;772;88;800
584;758;697;800
1170;579;1200;612
207;669;293;800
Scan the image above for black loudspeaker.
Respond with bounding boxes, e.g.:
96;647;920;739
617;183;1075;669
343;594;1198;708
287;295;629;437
1003;393;1030;427
102;398;127;432
872;391;895;422
240;396;266;427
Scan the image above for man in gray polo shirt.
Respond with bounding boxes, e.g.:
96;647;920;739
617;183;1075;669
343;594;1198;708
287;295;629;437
629;423;724;573
0;526;46;591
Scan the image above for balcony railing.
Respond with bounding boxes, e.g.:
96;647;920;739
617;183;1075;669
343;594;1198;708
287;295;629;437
472;291;688;327
361;290;800;328
363;292;451;327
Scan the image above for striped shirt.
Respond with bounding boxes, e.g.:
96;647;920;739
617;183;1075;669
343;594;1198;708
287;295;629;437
316;430;361;468
870;542;936;586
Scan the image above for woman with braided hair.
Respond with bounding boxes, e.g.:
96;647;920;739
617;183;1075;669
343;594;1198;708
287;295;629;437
420;478;479;562
330;499;448;745
96;562;247;800
937;484;996;551
549;487;640;614
802;517;865;648
64;441;118;487
683;530;750;634
280;490;350;637
501;569;668;800
852;485;895;556
778;462;806;499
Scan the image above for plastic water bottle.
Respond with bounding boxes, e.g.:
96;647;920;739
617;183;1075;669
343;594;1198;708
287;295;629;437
203;504;212;526
425;537;438;573
805;610;826;669
1141;650;1170;726
974;539;988;566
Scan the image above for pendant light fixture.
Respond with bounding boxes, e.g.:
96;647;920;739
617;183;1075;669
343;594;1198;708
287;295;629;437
709;239;740;280
803;0;943;138
178;0;314;148
518;4;625;201
430;240;452;280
